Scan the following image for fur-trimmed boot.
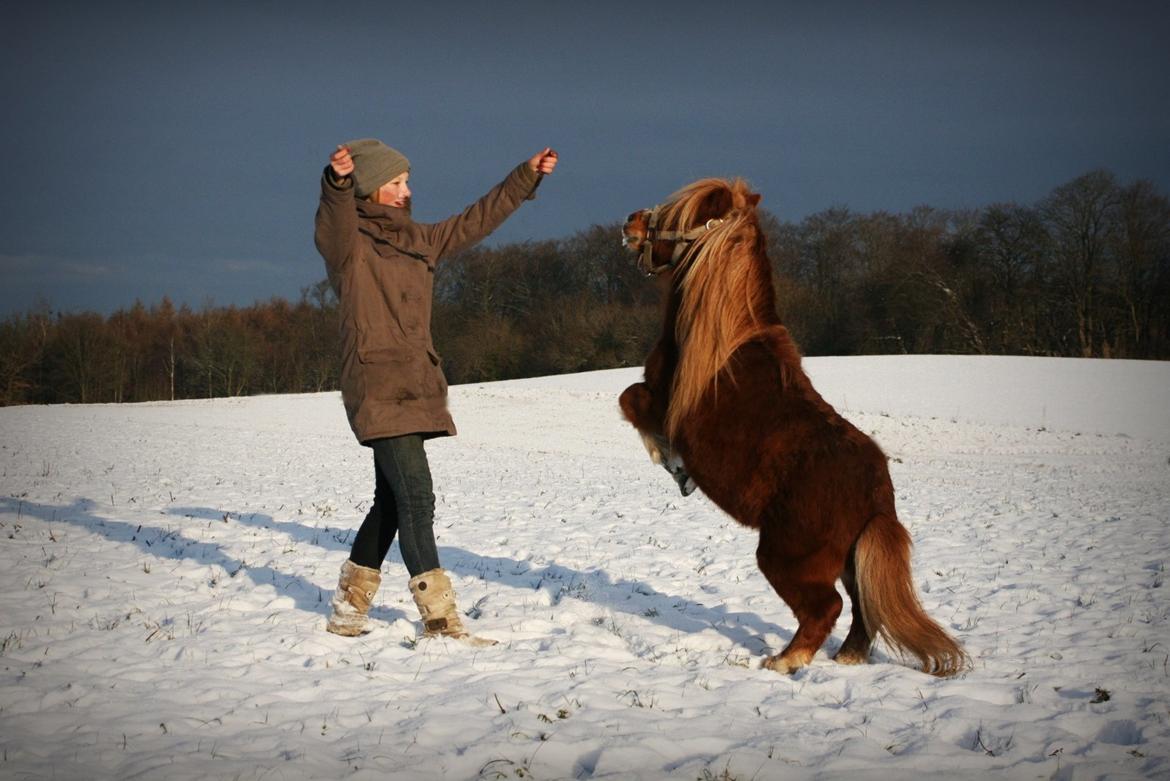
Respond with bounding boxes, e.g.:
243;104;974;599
326;560;381;636
408;568;497;647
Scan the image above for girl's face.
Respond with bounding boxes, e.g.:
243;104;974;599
375;172;411;208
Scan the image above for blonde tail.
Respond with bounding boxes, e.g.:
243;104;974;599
854;514;969;676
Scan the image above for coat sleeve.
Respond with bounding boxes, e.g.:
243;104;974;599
424;162;542;261
314;166;359;278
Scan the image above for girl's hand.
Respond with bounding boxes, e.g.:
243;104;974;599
330;145;354;178
528;147;558;175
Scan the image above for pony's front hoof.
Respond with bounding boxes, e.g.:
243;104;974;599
762;650;812;674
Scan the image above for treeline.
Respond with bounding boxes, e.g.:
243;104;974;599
1;169;1167;406
769;169;1170;358
0;285;342;405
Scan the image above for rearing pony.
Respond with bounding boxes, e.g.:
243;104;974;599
618;178;968;676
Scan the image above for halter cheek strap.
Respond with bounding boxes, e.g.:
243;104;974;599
638;204;725;276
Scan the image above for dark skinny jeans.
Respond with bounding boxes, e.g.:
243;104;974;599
348;435;441;577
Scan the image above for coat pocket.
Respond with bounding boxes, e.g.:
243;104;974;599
358;346;423;402
425;349;448;397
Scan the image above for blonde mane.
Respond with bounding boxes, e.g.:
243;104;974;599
663;179;774;437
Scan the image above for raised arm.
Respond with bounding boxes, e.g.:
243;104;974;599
425;148;558;260
314;145;360;275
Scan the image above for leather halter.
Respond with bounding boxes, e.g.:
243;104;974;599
635;204;725;276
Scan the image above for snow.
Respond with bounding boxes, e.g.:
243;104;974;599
1;355;1168;780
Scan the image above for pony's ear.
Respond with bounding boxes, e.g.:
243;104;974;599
731;180;762;211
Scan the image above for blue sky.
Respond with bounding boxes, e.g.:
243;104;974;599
1;0;1167;316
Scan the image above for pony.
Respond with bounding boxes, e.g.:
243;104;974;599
618;178;968;676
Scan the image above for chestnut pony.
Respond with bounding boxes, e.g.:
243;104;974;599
619;178;967;676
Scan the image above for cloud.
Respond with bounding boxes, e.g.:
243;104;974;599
0;254;126;278
0;254;40;274
213;258;296;276
0;248;321;317
58;261;124;277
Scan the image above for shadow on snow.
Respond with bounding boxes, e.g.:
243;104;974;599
3;497;793;656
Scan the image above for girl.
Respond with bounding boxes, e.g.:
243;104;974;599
315;139;557;643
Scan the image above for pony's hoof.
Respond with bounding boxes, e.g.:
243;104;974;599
833;649;869;666
762;651;810;674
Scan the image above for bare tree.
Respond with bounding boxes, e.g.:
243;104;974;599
1041;170;1121;357
0;308;50;405
1113;180;1170;357
975;203;1052;353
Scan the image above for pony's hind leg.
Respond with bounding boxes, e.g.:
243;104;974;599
757;543;843;674
834;546;873;665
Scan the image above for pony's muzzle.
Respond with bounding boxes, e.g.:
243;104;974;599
622;209;651;254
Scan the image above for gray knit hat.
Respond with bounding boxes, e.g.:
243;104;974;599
345;138;410;198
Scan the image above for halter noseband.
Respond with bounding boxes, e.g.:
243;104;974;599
635;204;725;276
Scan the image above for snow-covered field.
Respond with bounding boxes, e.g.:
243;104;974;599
1;355;1167;780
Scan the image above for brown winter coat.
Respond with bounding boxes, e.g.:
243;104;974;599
314;162;541;444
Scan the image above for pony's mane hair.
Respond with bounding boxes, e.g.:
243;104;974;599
662;178;775;437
